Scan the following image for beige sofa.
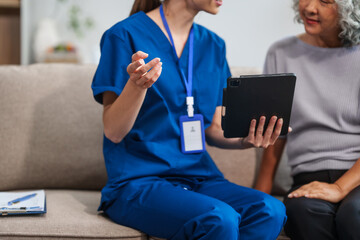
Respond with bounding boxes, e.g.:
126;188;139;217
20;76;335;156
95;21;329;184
0;64;290;239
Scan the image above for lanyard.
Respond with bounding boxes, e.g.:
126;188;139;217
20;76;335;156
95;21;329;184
160;4;195;117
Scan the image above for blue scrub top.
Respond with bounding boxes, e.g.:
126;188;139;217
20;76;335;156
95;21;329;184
92;11;231;209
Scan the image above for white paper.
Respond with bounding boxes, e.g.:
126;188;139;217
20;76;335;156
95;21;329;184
183;120;203;151
0;190;45;211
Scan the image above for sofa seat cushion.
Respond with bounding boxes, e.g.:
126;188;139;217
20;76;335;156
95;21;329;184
0;190;146;240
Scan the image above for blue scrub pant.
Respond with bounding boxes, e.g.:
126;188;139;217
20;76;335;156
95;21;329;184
104;176;286;240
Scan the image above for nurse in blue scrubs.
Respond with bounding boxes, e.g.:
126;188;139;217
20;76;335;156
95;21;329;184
92;0;287;239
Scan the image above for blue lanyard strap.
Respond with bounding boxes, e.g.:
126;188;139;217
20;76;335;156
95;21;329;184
160;4;194;97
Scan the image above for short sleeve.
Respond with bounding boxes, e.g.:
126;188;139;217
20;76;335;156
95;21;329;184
91;31;133;104
216;43;231;106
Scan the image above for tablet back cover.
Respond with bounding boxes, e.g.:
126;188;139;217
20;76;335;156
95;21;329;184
222;74;296;138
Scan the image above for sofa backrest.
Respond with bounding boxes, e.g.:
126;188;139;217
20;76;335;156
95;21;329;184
0;64;291;193
0;64;106;191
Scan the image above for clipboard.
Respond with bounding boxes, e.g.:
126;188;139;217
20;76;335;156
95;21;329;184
0;204;47;216
222;73;296;138
0;190;47;216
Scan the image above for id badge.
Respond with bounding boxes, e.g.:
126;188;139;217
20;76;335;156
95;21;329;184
179;114;206;154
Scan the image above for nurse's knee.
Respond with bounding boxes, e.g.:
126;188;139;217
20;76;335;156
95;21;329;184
242;193;286;240
260;194;287;227
184;204;240;239
203;205;240;232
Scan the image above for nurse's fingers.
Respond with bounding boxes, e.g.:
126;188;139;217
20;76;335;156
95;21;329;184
269;118;283;145
134;58;160;76
131;51;148;62
255;116;266;137
127;60;144;74
247;119;256;138
136;62;162;88
143;67;163;89
253;116;266;147
262;116;277;147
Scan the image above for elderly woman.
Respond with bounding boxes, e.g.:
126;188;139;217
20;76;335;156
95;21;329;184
255;0;360;239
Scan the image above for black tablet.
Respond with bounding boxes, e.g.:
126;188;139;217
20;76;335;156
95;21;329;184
221;73;296;138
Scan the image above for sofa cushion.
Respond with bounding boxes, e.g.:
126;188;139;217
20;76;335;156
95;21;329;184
0;64;106;191
0;190;145;240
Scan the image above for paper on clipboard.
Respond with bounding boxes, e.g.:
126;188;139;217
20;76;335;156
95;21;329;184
0;190;46;215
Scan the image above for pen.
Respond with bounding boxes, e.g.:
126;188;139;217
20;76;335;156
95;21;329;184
7;193;37;206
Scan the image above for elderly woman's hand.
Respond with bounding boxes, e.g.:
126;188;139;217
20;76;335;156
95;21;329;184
126;51;162;89
241;116;283;148
288;181;346;203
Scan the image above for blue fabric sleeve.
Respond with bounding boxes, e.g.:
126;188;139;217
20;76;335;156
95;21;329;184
216;43;231;107
92;31;133;104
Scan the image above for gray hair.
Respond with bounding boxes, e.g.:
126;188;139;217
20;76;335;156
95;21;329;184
292;0;360;47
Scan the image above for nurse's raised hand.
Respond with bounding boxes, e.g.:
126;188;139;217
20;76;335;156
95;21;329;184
242;116;283;148
127;51;163;89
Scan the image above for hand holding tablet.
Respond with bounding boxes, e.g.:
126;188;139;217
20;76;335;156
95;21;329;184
222;73;296;139
239;115;283;148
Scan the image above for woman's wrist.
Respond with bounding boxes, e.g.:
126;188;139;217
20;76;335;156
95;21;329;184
333;162;360;199
333;182;348;199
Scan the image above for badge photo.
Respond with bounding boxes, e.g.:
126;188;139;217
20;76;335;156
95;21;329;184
179;114;206;154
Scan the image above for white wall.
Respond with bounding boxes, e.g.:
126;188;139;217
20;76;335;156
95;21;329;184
196;1;303;68
22;0;303;68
